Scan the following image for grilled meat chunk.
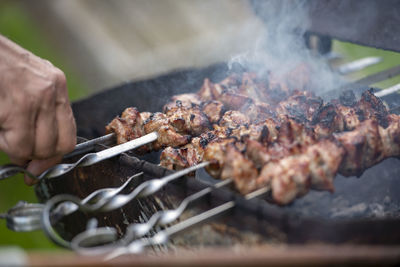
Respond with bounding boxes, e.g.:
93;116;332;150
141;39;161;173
219;110;250;128
381;114;400;156
153;125;191;151
219;91;254;111
311;103;344;138
198;78;224;101
203;138;237;178
202;100;225;123
336;114;400;176
230;123;269;143
165;105;211;136
140;112;152;123
245;140;271;168
276;91;323;123
277;116;316;146
160;146;190;170
357;89;389;128
163;93;201;111
107;108;193;151
256;139;344;204
160;137;204;170
223;144;258;194
106;107;145;144
143;112;191;150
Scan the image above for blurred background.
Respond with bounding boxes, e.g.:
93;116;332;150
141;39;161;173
1;0;400;251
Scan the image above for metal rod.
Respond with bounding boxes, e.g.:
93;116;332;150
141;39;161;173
99;162;210;212
64;133;115;159
0;132;158;181
105;186;270;259
71;179;233;255
337;56;382;75
375;83;400;97
41;162;210;248
322;64;400;98
1;172;144;233
354;65;400;86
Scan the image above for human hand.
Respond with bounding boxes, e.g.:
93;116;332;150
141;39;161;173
0;35;76;185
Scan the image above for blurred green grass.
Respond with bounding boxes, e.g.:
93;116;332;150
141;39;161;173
0;0;399;252
0;1;88;250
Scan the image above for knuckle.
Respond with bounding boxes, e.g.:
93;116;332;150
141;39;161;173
43;59;54;67
53;68;67;86
41;81;56;97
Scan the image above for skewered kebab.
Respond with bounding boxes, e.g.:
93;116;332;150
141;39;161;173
108;87;386;154
106;102;211;152
105;71;399;205
106;85;394;178
167;73;388;133
157;90;398;204
162;114;400;205
105;96;399;204
158;88;391;172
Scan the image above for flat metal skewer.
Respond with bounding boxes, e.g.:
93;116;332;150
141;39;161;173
375;82;400;97
104;186;270;260
40;162;210;248
1;172;144;232
64;133;116;159
336;56;382;75
70;178;233;255
0;132;158;181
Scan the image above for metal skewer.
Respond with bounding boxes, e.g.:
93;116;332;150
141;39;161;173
40;162;210;248
336;56;382;75
70;178;233;255
104;186;270;260
0;132;158;181
64;133;116;159
375;82;400;97
1;172;144;232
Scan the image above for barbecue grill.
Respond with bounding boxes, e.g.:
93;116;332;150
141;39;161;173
2;0;400;265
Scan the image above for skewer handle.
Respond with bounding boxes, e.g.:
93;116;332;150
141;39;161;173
64;133;116;159
39;132;159;179
0;165;37;181
0;132;158;181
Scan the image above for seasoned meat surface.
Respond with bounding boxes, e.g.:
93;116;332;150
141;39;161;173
219;111;250;129
163;93;201;111
202;100;225;124
165;105;210;136
106;107;145;144
106;70;400;205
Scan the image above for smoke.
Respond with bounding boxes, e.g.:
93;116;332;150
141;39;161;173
228;0;346;94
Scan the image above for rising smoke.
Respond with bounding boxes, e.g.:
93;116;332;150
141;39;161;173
228;0;346;94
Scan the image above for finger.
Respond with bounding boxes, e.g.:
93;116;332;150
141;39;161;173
8;156;28;167
54;70;76;155
25;156;62;185
0;70;37;162
55;102;76;155
0;105;37;163
33;83;58;159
